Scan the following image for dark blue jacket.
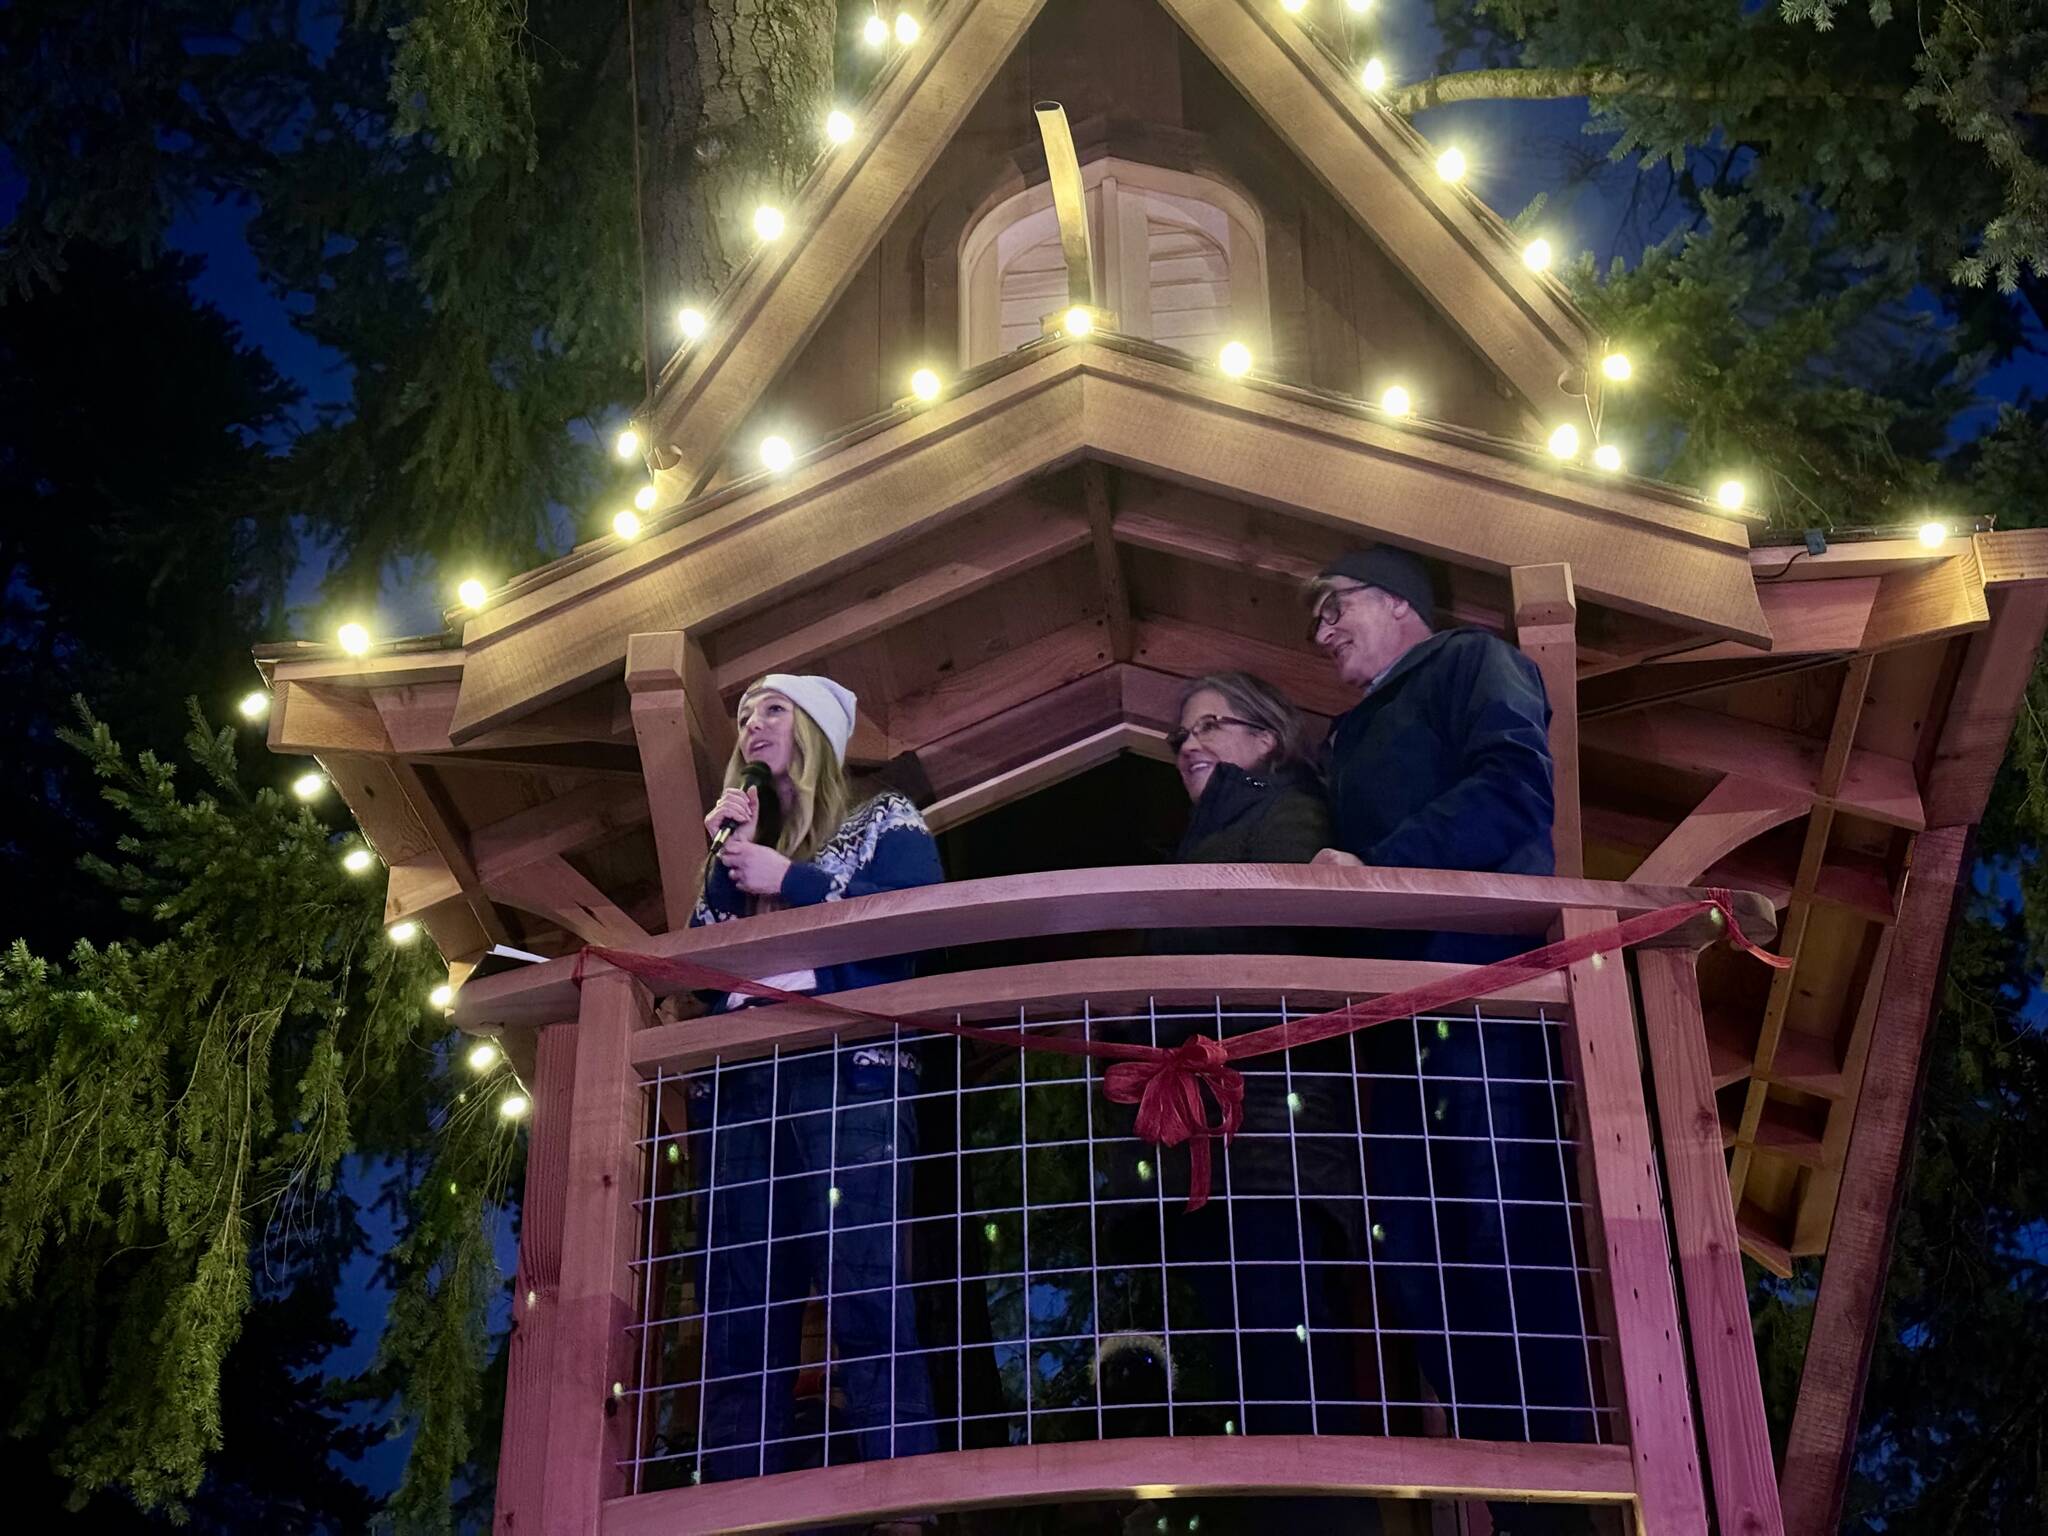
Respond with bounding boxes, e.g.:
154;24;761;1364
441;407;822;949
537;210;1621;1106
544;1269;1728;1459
1326;627;1554;961
691;790;945;1005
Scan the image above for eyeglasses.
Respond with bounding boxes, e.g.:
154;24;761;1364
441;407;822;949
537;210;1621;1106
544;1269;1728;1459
1166;714;1263;753
1307;582;1371;642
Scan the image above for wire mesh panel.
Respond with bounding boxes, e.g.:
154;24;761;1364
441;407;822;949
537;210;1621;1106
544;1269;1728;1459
624;998;1615;1493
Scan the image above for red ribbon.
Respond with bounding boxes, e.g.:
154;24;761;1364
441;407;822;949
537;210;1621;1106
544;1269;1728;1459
576;890;1787;1211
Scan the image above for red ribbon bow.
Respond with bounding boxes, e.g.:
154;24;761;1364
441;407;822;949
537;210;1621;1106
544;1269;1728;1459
1102;1033;1246;1210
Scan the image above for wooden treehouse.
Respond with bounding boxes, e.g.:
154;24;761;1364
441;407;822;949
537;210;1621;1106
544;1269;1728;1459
255;2;2048;1532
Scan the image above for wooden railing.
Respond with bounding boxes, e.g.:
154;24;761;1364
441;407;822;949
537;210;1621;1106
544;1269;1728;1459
461;867;1781;1536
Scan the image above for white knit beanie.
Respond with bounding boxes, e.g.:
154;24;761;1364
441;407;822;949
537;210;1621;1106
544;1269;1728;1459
742;673;858;765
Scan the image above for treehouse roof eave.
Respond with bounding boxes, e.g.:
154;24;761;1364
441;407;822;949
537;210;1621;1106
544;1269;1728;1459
642;0;1604;492
439;338;1772;744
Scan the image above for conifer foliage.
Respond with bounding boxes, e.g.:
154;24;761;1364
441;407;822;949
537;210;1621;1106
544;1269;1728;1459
0;706;511;1522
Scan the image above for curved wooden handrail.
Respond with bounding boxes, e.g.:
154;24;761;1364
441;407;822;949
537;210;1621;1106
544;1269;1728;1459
629;952;1571;1073
457;863;1774;1031
601;1435;1637;1534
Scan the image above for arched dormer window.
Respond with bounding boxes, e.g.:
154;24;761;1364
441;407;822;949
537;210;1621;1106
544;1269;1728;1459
959;158;1269;367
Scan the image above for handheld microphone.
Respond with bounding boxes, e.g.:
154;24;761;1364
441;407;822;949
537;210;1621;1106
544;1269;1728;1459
708;760;775;859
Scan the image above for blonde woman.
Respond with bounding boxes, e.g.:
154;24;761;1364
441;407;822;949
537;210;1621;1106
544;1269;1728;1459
686;674;943;1491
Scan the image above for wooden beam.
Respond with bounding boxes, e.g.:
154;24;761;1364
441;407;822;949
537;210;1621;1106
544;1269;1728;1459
922;722;1171;834
1923;583;2048;827
1131;614;1355;717
1973;525;2048;585
913;667;1126;801
1791;931;1895;1254
708;500;1091;692
450;347;1765;744
1512;563;1582;877
453;865;1778;1033
487;855;653;950
624;632;713;934
1636;950;1786;1536
1779;826;1968;1536
1582;698;1922;832
642;0;1051;489
1082;462;1134;663
470;779;654;887
1630;775;1811;887
630;955;1568;1075
495;1022;577;1536
599;1436;1636;1534
1155;0;1596;421
1559;908;1710;1534
888;620;1114;749
540;972;649;1533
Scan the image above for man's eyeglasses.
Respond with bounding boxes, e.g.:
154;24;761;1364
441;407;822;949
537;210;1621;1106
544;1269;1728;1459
1306;582;1371;642
1166;714;1262;753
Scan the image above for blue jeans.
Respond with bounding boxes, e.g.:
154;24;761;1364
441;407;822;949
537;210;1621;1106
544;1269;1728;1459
690;1045;936;1480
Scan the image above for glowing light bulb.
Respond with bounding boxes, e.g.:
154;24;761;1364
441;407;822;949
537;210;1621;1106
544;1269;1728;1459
387;920;420;945
1547;423;1580;459
677;306;706;340
467;1040;500;1072
1360;57;1387;93
612;508;642;540
1593;443;1623;473
633;484;657;512
825;109;855;145
1523;238;1552;272
752;205;786;241
1063;306;1093;337
1281;0;1306;12
1918;521;1949;549
909;367;941;401
1601;352;1633;382
1380;384;1412;417
499;1092;530;1121
759;435;795;473
1715;479;1747;512
863;14;889;46
457;577;488;610
342;848;375;875
337;621;370;656
1346;0;1372;11
1218;340;1253;377
237;691;269;721
429;982;454;1010
894;11;919;44
614;427;641;461
1435;147;1467;183
292;772;326;801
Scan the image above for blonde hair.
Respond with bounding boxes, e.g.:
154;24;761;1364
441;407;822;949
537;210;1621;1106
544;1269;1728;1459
719;699;850;865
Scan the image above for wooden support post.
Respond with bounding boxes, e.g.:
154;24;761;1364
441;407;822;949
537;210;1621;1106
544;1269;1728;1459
1636;949;1786;1536
1560;907;1708;1535
1513;564;1582;877
1083;462;1135;663
626;631;715;933
495;1022;577;1534
538;970;653;1535
1779;827;1969;1536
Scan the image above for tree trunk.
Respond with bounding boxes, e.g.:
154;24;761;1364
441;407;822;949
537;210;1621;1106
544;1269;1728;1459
647;0;840;317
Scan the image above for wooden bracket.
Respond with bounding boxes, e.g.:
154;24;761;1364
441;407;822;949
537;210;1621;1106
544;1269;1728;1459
625;631;726;933
1513;563;1583;878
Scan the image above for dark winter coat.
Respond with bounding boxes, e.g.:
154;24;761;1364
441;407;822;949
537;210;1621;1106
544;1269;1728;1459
1150;761;1332;956
1325;627;1554;963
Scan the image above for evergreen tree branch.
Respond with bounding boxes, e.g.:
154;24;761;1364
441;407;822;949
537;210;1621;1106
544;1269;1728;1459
1385;66;2048;118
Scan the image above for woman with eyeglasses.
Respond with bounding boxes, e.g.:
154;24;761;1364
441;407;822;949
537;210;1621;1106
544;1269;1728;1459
1155;670;1331;954
1114;673;1367;1464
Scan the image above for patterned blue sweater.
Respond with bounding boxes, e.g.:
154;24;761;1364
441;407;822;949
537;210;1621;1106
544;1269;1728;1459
689;790;945;1006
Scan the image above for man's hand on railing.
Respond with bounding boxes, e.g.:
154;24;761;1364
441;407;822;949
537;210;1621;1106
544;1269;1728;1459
1312;847;1364;868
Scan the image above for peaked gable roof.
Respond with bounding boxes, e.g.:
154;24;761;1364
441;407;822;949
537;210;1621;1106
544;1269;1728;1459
642;0;1601;495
